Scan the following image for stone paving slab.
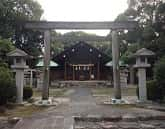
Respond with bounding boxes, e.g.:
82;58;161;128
75;121;165;129
12;87;165;129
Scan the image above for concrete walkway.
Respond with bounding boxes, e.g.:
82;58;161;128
14;87;165;129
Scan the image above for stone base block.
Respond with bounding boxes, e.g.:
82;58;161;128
34;98;58;106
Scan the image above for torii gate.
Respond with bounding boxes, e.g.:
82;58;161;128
24;21;137;101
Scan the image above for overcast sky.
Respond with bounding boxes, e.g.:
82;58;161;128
37;0;128;36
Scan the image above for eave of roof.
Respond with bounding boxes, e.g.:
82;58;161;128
105;60;128;67
36;59;58;67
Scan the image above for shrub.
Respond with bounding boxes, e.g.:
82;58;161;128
23;87;33;100
154;57;165;96
147;80;163;101
0;67;16;105
136;80;163;101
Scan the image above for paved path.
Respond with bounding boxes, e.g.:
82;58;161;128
14;87;165;129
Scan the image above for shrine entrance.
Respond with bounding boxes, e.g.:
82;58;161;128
54;41;107;81
70;64;94;80
23;21;137;100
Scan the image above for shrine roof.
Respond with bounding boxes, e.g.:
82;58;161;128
53;41;111;65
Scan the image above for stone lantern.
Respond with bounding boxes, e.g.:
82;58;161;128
7;49;29;103
134;48;155;102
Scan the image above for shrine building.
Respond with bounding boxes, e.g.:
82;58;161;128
51;41;112;81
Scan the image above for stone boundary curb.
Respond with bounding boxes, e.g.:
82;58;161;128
74;114;165;122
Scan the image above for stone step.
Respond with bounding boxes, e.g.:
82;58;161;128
75;122;161;129
74;114;165;122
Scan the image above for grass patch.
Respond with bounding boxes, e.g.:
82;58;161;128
33;88;67;97
0;105;47;117
92;87;136;96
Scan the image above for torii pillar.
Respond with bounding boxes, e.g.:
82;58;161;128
112;30;121;99
42;30;50;100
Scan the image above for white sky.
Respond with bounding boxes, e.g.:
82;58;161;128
37;0;128;36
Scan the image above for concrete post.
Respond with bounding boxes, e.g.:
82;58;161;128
112;30;121;99
138;68;147;102
30;70;33;87
37;71;43;91
130;66;134;85
42;30;50;100
15;70;24;103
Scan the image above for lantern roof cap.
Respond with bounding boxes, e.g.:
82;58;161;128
7;48;28;57
134;48;155;57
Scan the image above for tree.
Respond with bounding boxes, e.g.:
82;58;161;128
0;0;43;39
14;29;44;57
154;56;165;98
0;66;16;105
0;38;14;62
51;31;111;58
0;0;44;67
116;0;165;64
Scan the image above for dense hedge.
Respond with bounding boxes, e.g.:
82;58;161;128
136;57;165;101
23;86;33;100
0;67;16;105
146;80;163;100
154;57;165;97
137;80;163;101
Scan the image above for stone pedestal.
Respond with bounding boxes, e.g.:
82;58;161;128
30;70;33;87
138;68;147;102
120;72;128;87
15;70;24;103
130;66;135;85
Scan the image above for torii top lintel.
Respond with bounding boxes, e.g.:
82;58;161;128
24;21;137;30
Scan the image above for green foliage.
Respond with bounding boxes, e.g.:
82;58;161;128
51;31;112;58
120;43;139;64
146;80;163;101
23;87;33;100
14;29;44;57
117;0;165;65
142;25;156;41
0;37;14;62
0;0;43;38
115;14;129;22
154;57;165;94
0;0;43;68
0;67;16;105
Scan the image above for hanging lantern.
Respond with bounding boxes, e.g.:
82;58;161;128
87;66;90;70
75;66;78;71
98;54;101;58
79;66;81;70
